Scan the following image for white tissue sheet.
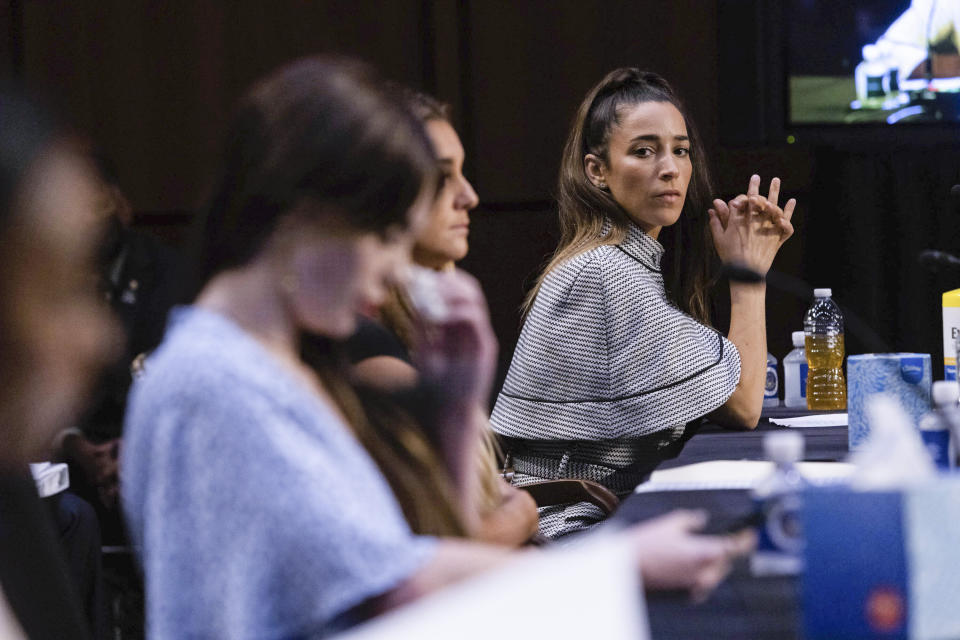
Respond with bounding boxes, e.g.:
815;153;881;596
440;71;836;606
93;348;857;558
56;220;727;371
849;395;935;490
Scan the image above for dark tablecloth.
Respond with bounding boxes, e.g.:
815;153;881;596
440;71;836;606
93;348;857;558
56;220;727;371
661;412;849;470
612;412;848;639
613;488;800;639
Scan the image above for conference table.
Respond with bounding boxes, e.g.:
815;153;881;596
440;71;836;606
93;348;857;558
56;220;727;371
611;408;849;639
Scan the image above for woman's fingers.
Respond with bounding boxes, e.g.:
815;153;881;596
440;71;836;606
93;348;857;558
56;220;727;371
725;528;758;557
759;198;796;239
767;177;781;208
629;509;756;596
412;268;499;405
708;209;720;233
783;197;796;222
711;182;796;269
662;508;709;533
689;528;756;602
711;198;731;229
728;195;750;221
746;195;792;233
741;195;777;232
747;194;770;214
690;554;732;604
779;218;795;244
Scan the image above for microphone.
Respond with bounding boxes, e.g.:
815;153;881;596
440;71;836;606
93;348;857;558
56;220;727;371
918;249;960;271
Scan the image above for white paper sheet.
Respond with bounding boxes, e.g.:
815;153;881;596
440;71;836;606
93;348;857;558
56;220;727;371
340;533;648;640
769;412;848;428
634;460;855;492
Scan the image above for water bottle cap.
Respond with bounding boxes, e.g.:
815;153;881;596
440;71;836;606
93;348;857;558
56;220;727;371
813;288;832;298
932;380;959;406
792;331;805;347
919;413;948;431
763;431;804;463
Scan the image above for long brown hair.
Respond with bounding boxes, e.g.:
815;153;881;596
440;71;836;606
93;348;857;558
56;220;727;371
524;68;718;324
303;336;467;537
198;58;467;535
378;88;507;521
193;57;436;292
377;87;450;348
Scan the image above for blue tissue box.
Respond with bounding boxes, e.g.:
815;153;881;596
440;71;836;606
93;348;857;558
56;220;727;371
801;479;960;639
847;354;932;450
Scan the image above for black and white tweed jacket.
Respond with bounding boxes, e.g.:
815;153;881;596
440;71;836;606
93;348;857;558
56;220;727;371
491;222;741;537
492;220;740;455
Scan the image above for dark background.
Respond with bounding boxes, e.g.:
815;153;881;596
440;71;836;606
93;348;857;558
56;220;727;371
786;0;909;76
3;0;959;393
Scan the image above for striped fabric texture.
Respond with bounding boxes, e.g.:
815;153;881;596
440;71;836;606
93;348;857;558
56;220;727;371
491;222;741;538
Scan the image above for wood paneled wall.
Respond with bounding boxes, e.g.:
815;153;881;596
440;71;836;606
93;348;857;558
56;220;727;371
6;0;813;386
16;1;430;212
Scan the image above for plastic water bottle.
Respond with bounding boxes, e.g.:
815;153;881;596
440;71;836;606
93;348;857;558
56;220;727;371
783;331;807;409
751;431;807;576
920;381;959;471
804;288;846;411
764;352;779;407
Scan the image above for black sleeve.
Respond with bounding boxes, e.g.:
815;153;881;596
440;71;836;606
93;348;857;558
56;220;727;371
340;317;412;365
0;470;91;640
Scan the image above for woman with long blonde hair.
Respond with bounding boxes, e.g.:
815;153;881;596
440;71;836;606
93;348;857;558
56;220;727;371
491;68;795;539
319;89;539;546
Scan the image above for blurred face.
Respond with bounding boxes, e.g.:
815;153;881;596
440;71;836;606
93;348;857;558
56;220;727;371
412;119;479;270
0;147;118;462
286;195;430;338
585;100;692;239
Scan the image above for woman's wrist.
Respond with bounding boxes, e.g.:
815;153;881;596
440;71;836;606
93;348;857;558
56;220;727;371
728;280;766;303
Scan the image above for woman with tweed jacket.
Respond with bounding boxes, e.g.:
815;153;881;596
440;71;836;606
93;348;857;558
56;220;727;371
491;68;795;539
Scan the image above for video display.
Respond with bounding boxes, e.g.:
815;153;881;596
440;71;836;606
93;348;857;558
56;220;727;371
788;0;960;125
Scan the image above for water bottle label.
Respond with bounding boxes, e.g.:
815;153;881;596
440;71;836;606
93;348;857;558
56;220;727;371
940;305;960;374
760;494;804;553
765;364;779;399
920;429;951;470
752;494;804;576
800;363;808;397
899;357;924;385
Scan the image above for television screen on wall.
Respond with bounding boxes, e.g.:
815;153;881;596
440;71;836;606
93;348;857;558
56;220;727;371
787;0;960;127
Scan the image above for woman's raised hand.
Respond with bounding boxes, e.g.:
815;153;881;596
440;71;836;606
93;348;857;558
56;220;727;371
708;174;795;276
409;268;498;407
